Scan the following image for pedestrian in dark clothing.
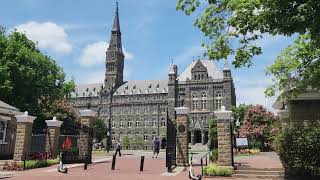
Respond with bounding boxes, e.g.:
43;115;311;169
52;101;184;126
115;141;121;157
152;137;160;158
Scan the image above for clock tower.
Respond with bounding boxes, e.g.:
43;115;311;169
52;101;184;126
104;2;124;91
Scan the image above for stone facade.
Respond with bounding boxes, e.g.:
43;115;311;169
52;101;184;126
67;4;236;149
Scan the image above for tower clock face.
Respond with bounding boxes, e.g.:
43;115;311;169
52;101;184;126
107;52;114;59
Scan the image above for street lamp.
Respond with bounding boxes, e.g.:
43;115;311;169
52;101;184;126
106;84;115;153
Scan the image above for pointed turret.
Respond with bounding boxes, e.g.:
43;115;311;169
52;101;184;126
223;59;231;79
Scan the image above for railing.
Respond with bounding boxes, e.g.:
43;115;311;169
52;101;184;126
200;149;213;176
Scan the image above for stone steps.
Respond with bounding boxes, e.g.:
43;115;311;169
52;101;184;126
234;174;284;179
234;166;285;179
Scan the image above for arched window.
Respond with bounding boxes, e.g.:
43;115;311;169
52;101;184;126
144;118;148;127
118;132;122;141
160;118;166;127
216;91;222;97
152;131;156;140
112;131;116;140
201;92;207;98
0;121;6;142
192;93;198;99
143;134;148;141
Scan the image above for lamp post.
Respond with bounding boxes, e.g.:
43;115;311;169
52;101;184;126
106;84;115;153
236;118;240;138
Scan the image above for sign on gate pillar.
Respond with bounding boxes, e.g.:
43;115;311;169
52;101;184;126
214;106;233;167
174;107;189;166
45;117;63;159
13;111;36;161
79;109;96;163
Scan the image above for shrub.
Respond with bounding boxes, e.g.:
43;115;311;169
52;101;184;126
278;126;320;177
210;149;218;162
204;164;232;177
20;159;59;169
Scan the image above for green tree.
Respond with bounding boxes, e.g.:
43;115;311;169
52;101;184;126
176;0;320;97
0;27;75;129
231;104;252;129
93;117;107;142
122;136;130;149
208;118;218;150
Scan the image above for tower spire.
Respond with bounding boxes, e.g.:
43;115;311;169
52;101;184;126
112;1;120;32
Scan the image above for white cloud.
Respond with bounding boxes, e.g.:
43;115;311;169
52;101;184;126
15;21;72;54
83;70;105;84
79;41;133;67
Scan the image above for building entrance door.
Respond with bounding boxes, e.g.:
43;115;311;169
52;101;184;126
194;130;202;144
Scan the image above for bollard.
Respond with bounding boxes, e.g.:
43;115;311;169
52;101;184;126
140;156;144;171
167;153;172;172
111;155;116;170
84;158;88;170
201;158;203;176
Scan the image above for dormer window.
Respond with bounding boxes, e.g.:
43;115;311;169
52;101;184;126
125;86;128;90
133;85;136;89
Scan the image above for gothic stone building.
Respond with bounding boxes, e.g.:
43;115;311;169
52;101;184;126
68;3;236;150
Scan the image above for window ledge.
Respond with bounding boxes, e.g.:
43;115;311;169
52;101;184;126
0;142;8;145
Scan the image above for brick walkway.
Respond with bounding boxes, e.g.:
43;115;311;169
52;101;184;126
234;152;283;169
6;156;194;180
2;152;284;180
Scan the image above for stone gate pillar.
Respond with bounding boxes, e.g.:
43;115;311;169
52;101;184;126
13;111;36;161
45;117;62;159
79;109;96;163
174;107;189;166
214;106;233;167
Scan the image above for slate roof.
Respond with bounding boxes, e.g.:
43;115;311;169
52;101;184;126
177;60;223;81
0;100;19;111
70;83;103;98
114;80;168;95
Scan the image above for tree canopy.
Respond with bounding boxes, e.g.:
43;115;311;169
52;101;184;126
176;0;320;97
0;27;75;127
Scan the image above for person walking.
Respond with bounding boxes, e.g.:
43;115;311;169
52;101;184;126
152;137;160;158
115;141;122;157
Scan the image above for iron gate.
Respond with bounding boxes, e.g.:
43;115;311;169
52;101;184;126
166;110;177;172
0;120;16;160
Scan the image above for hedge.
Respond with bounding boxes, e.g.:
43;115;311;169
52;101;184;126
20;159;60;169
278;125;320;177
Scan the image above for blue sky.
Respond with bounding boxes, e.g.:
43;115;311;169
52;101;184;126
0;0;295;111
